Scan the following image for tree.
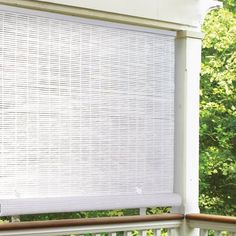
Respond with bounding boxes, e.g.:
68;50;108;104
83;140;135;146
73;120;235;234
199;0;236;215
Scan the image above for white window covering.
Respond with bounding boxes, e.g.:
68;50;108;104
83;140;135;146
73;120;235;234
0;6;180;216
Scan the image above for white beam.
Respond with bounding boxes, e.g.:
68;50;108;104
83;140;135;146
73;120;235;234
0;0;222;30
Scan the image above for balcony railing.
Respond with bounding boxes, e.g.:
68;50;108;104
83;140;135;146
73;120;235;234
186;214;236;236
0;214;235;236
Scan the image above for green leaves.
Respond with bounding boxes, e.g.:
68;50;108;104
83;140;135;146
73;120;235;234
200;1;236;216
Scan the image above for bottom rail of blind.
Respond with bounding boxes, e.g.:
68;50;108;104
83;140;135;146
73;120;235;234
0;194;181;216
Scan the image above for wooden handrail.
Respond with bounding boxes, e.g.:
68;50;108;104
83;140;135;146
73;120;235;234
186;213;236;224
0;214;184;231
2;213;235;232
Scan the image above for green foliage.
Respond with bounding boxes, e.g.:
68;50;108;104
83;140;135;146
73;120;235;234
200;1;236;215
222;0;236;12
146;207;170;215
0;220;8;224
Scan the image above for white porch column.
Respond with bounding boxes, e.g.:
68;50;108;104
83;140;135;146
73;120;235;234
173;30;204;236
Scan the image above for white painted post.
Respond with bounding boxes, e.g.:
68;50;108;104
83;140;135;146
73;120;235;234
200;229;208;236
124;232;133;236
173;30;204;236
141;230;147;236
170;228;179;236
139;208;146;216
228;233;234;236
108;233;117;236
214;231;221;236
167;228;179;236
11;215;20;222
155;229;161;236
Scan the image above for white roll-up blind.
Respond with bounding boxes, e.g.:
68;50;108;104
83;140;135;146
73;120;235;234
0;6;179;216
